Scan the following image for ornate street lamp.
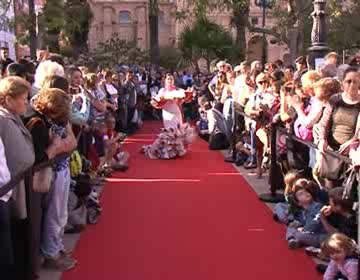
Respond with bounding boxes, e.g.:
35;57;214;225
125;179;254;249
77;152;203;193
254;0;275;66
308;0;329;69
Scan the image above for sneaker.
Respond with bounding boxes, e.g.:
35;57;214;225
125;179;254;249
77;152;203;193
305;246;321;257
316;263;327;274
288;239;300;250
43;255;76;271
244;162;257;169
65;224;86;234
111;162;129;171
224;154;236;163
273;214;280;222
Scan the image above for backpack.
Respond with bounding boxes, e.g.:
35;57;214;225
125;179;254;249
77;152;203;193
26;117;53;193
70;150;82;178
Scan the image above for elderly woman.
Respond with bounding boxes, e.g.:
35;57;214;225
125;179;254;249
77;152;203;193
317;67;360;181
0;76;35;278
30;88;77;271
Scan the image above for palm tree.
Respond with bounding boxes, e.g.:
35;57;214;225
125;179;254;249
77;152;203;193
28;0;37;59
149;0;160;65
178;18;238;71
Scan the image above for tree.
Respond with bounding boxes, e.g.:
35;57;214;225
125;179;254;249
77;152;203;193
327;0;360;57
80;34;149;69
178;18;239;70
176;0;250;61
28;0;37;59
149;0;160;65
63;0;93;58
41;0;64;52
185;0;358;62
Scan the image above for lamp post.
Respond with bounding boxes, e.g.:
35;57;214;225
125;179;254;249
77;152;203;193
308;0;329;69
254;0;274;66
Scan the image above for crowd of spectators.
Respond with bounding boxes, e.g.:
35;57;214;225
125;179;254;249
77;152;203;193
194;53;359;280
0;45;359;280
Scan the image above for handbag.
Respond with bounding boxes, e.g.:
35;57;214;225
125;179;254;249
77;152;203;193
26;117;53;192
32;167;53;193
315;152;344;181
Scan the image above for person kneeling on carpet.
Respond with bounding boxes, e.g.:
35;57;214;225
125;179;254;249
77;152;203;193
101;114;129;171
207;102;229;150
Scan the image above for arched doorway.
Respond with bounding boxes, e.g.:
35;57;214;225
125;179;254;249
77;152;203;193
247;35;267;63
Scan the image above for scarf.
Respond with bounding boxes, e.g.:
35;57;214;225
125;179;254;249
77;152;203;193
164;84;177;91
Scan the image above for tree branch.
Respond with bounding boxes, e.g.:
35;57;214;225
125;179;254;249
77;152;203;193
247;23;289;45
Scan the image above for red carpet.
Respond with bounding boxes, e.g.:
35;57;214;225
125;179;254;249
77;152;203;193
63;121;321;280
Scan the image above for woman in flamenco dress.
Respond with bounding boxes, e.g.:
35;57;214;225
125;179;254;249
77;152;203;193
142;73;196;159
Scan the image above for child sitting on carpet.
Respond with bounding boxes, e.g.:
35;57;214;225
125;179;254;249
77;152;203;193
321;233;359;280
101;114;129;171
196;109;209;139
286;179;326;249
273;170;302;224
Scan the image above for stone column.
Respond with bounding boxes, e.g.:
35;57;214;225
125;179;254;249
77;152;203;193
307;0;329;69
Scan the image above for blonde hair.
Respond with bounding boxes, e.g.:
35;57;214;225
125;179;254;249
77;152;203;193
256;72;270;84
84;73;98;89
313;78;341;101
78;66;89;76
322;233;358;257
284;170;302;194
34;60;65;89
301;70;321;93
0;76;31;105
325;52;339;61
33;88;70;123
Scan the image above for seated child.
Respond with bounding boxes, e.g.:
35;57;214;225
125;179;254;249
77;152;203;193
320;187;357;241
273;170;302;224
234;131;252;166
286;179;326;249
102;114;129;171
321;233;359;280
196;109;209;140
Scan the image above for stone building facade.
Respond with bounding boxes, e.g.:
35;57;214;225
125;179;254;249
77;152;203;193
88;0;288;63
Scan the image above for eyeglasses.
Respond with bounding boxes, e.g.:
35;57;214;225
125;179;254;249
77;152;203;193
258;81;267;85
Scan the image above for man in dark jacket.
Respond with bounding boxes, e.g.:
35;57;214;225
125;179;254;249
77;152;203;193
123;70;137;133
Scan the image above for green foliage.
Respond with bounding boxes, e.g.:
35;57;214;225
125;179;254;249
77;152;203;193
327;0;360;54
39;0;93;54
79;34;149;68
41;0;64;51
178;18;240;69
159;47;182;70
269;1;313;53
64;0;93;53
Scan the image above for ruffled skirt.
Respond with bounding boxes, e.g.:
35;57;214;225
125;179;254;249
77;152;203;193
142;124;196;159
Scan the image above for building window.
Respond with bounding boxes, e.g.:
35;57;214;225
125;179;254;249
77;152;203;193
119;11;131;24
251;17;259;25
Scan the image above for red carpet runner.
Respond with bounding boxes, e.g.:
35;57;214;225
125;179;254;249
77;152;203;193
63;121;321;280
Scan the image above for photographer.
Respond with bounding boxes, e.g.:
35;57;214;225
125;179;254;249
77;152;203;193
244;73;273;173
